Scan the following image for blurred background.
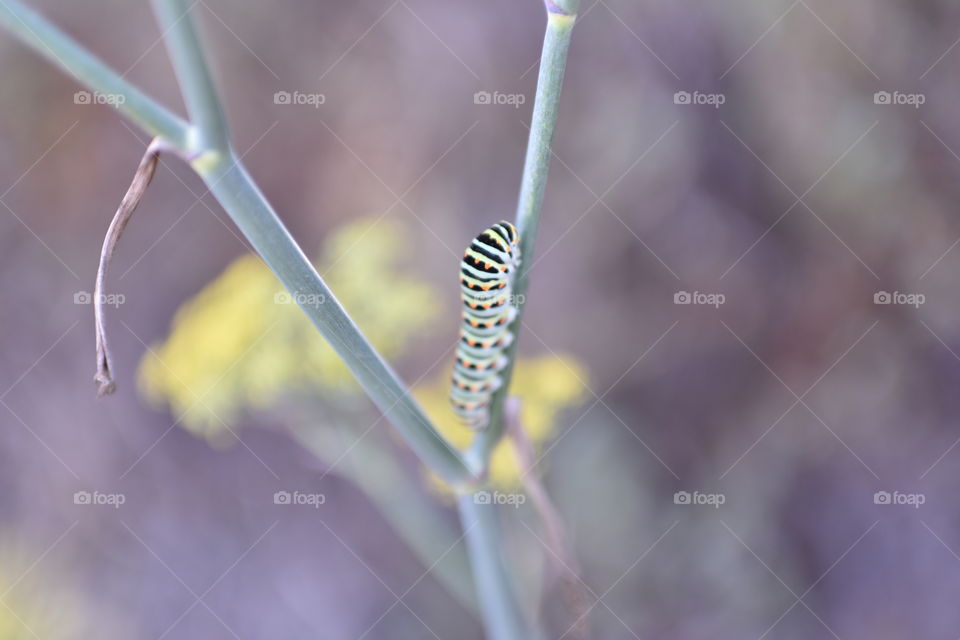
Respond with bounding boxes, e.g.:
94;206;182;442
2;0;960;637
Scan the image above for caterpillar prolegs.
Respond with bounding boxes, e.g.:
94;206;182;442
450;221;522;429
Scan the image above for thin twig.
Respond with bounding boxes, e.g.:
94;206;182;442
506;398;590;640
458;492;531;640
94;138;164;395
151;0;228;151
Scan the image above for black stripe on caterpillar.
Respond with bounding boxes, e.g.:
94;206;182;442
450;221;521;429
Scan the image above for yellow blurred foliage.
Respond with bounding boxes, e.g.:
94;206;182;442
138;217;439;437
0;544;104;639
415;354;589;490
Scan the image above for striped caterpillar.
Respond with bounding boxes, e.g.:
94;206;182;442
450;221;521;429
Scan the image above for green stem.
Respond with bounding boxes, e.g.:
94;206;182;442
461;5;579;637
151;0;228;151
458;493;533;640
157;0;475;487
0;0;190;149
0;0;475;485
0;3;579;637
472;5;578;464
192;152;476;485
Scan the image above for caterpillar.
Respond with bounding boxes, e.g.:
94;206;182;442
451;221;522;429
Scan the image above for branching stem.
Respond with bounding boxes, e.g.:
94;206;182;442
0;2;581;637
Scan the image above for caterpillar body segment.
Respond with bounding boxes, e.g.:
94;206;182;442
451;221;521;428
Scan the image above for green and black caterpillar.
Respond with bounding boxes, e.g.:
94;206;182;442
450;221;522;429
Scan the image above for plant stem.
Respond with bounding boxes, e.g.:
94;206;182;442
192;151;476;485
150;0;475;486
0;0;190;149
0;0;476;486
472;3;579;464
0;3;581;637
461;5;579;637
458;493;532;640
151;0;228;152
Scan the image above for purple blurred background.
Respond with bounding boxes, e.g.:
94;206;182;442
3;0;960;637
